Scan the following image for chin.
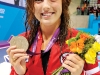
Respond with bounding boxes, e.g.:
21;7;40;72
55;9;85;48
41;20;54;26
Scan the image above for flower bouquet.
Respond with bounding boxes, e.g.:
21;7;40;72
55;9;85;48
52;31;100;75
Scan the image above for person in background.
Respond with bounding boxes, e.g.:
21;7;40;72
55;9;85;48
81;6;85;15
87;0;90;5
77;6;80;15
14;0;26;7
14;0;19;6
7;0;100;75
96;8;99;20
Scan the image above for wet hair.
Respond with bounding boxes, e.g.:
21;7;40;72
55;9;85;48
25;0;71;48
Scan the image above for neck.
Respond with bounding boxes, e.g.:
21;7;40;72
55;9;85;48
43;27;55;39
40;21;61;41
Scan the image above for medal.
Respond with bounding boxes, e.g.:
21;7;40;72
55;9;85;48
9;36;29;51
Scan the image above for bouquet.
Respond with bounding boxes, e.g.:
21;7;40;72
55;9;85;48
52;31;100;75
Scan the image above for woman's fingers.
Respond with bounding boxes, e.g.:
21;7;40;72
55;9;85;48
9;48;25;58
66;54;84;65
16;55;29;65
6;46;28;64
62;54;85;75
13;55;29;66
64;60;77;68
11;54;29;66
6;45;16;55
9;48;25;56
12;52;27;59
7;46;26;54
62;63;74;72
12;53;28;62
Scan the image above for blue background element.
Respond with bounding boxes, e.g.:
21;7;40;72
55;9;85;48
0;1;26;64
0;1;26;41
0;48;8;63
77;14;100;35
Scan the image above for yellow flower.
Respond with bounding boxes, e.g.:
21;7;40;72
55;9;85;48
85;48;96;64
92;42;100;52
66;40;68;44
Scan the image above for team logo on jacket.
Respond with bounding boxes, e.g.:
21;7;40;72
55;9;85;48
60;52;70;64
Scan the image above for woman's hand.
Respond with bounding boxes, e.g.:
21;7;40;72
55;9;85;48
6;46;29;75
62;54;84;75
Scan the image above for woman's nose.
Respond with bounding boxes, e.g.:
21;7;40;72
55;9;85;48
42;0;50;11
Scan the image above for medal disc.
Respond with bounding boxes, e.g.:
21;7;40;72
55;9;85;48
9;36;29;51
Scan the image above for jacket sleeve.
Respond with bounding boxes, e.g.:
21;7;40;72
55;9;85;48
83;60;100;75
10;66;18;75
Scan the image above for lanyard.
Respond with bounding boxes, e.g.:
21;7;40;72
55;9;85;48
27;28;60;55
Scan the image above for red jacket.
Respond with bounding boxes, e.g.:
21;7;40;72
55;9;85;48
10;29;100;75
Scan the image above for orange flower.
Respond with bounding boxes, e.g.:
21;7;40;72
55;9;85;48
80;33;90;41
69;39;84;54
69;42;77;52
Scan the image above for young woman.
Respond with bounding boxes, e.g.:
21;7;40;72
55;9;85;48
7;0;100;75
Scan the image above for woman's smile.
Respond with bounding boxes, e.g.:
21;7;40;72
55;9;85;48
41;12;55;19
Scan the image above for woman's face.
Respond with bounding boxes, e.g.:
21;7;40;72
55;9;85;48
34;0;62;26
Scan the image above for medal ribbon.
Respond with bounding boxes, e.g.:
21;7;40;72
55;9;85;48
27;27;60;55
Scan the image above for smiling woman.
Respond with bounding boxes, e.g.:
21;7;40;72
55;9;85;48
6;0;100;75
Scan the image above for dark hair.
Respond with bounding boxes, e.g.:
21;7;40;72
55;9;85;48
25;0;71;48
